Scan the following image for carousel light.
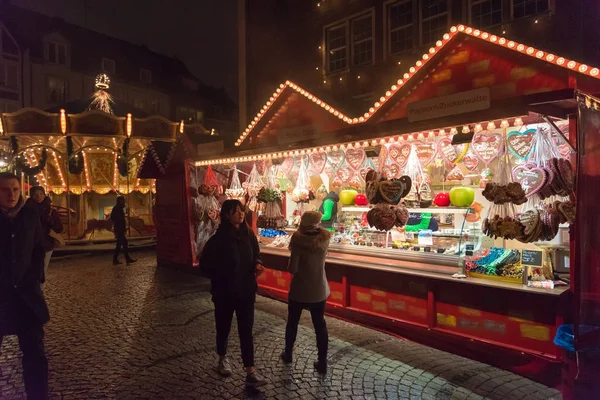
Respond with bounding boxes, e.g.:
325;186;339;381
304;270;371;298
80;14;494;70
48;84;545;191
517;44;525;52
95;73;110;90
462;126;470;133
474;124;483;133
557;57;565;65
591;68;600;76
60;109;67;134
487;121;496;130
579;64;588;73
501;120;510;128
515;117;524;126
439;129;445;136
450;127;458;134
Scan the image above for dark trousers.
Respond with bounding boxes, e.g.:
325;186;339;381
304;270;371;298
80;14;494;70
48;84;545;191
113;231;130;261
0;311;48;400
214;296;255;368
285;300;328;362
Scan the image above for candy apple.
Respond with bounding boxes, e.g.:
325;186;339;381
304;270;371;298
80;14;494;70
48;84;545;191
449;187;475;207
354;193;369;206
433;192;451;207
339;189;358;205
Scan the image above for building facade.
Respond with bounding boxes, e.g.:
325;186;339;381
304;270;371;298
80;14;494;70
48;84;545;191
0;3;237;141
241;0;600;128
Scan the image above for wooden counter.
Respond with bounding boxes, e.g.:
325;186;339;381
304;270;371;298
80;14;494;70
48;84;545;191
257;245;570;388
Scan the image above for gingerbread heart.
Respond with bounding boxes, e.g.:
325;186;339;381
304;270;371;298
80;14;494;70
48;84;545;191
471;131;503;165
328;150;345;170
345;148;366;170
462;149;480;172
398;175;412;198
388;143;411;168
359;167;373;181
438;138;468;165
336;166;354;183
309;152;327;175
507;129;535;160
279;157;294;176
413;140;438;167
382;163;400;179
512;164;548;196
378;180;405;204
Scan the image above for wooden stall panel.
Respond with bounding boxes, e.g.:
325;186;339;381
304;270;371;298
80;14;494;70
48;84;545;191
347;267;429;326
436;283;559;356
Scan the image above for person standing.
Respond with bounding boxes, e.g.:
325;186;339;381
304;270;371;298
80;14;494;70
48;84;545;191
200;199;267;387
0;172;49;399
281;211;331;374
25;186;63;282
110;196;135;265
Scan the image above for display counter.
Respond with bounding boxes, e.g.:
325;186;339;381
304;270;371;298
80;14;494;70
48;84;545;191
257;244;569;386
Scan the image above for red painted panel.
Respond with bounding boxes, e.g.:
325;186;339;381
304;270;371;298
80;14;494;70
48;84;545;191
382;40;569;122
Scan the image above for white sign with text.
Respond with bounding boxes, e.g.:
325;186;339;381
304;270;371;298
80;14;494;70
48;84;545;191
408;88;491;122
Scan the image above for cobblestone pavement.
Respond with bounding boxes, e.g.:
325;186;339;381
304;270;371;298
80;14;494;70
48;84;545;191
0;251;561;399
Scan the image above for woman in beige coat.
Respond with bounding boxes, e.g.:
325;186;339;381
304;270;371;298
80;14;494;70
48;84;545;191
281;211;331;373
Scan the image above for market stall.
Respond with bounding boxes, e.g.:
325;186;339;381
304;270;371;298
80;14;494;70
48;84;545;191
187;26;600;389
0;74;182;241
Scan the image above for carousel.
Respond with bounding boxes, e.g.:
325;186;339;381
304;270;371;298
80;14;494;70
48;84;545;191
0;73;196;243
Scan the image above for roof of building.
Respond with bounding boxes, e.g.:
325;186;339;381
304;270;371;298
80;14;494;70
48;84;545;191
0;3;234;108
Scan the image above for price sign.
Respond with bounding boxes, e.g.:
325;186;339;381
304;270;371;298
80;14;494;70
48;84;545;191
522;250;543;267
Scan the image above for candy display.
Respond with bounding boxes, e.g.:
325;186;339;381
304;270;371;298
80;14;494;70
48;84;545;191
467;248;523;278
366;203;409;231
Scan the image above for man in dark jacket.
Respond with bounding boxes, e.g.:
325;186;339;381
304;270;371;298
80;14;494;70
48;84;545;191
110;196;135;265
26;186;63;283
0;172;49;399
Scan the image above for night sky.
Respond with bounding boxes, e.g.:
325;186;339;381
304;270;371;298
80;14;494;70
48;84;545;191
12;0;239;100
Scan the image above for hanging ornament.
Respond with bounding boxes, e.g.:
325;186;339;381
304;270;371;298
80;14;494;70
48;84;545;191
89;74;114;114
225;164;245;200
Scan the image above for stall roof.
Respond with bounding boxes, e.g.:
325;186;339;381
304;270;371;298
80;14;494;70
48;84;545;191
234;24;600;148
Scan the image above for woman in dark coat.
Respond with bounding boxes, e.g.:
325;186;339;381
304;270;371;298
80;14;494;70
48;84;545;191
199;199;267;388
26;186;63;283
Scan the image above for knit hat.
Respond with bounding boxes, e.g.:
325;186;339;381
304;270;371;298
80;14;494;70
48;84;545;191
299;211;323;228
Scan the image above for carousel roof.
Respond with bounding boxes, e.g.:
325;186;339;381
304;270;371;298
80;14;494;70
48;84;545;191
46;99;150;119
234;24;600;148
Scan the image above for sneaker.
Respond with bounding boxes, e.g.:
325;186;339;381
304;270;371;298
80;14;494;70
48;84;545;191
280;351;292;364
314;360;327;374
217;357;232;377
245;373;267;388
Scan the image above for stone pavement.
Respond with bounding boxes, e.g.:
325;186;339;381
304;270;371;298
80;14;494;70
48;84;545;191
0;251;561;399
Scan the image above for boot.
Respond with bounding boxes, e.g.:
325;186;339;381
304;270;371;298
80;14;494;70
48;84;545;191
126;257;137;265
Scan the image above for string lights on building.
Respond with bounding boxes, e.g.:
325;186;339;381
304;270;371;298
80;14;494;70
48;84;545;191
234;24;600;147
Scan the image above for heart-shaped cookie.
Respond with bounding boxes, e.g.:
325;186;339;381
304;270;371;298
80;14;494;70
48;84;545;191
359;167;373;181
413;140;438;167
308;152;327;175
507;129;535;160
345;148;366;170
279;157;294;176
462;149;480;172
512;164;548;196
438;138;468;165
471;131;503;166
382;163;400;179
336;166;354;183
388;143;411;168
378;180;405;204
398;175;412;198
328;150;345;170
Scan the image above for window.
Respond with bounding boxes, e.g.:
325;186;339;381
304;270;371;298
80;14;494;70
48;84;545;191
420;0;449;46
326;24;348;73
47;42;67;65
0;62;18;90
388;0;413;55
102;58;115;74
471;0;502;28
513;0;549;19
47;76;66;103
351;14;373;66
140;68;152;84
177;107;203;123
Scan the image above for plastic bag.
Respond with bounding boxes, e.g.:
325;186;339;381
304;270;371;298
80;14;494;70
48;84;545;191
225;165;245;200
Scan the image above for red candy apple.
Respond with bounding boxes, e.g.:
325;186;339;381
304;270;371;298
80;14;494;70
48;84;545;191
433;192;451;207
354;193;369;206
